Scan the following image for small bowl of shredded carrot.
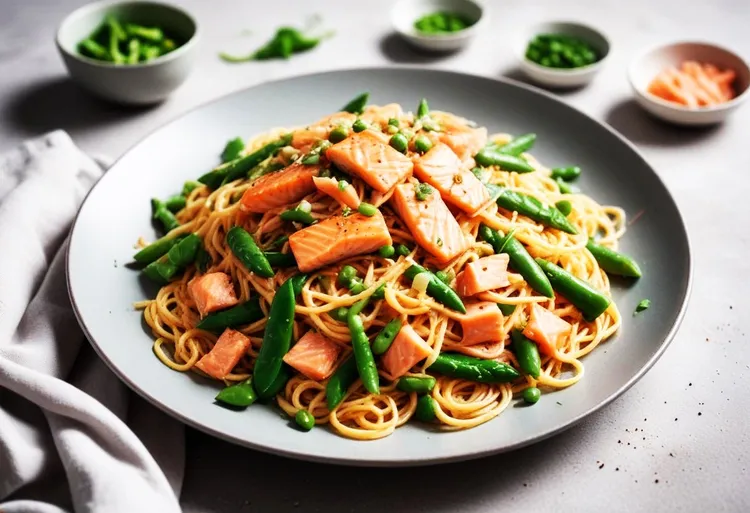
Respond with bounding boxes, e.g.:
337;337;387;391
629;42;749;125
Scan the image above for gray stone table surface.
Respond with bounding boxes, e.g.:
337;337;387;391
1;0;749;511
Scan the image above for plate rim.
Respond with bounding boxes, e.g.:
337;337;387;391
66;66;693;466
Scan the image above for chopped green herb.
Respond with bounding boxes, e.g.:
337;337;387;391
634;299;651;315
415;182;434;201
337;179;348;191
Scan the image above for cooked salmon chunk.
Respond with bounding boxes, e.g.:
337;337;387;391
288;211;392;272
460;301;504;346
312;176;361;209
189;272;240;317
523;303;571;356
382;324;433;379
390;182;469;263
291;112;357;153
240;161;320;213
456;254;510;297
325;131;413;193
413;143;490;215
195;328;250;379
283;331;342;381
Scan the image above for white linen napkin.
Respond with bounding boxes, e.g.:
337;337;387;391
0;131;184;513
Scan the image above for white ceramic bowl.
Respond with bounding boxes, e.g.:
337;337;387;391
516;21;610;89
628;41;750;126
56;1;199;105
391;0;486;52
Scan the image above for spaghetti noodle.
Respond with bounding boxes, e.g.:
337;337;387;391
135;100;628;440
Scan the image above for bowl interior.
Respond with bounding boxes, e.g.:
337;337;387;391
518;21;610;65
393;0;483;37
630;42;750;100
58;1;197;59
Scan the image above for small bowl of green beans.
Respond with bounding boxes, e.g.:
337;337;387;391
56;1;198;105
391;0;486;52
517;21;610;88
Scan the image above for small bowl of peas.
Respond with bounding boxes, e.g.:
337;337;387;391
56;1;198;105
391;0;486;53
517;21;610;89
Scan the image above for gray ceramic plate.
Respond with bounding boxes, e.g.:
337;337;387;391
67;68;691;466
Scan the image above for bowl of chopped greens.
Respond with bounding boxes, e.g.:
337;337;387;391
391;0;486;52
56;1;198;105
517;21;610;88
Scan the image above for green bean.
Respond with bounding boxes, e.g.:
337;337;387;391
556;178;573;194
151;198;180;233
494;133;537;156
486;184;577;234
555;200;572;216
417;98;430;118
263;251;297;268
215;378;257;408
269;234;289;250
414;135;433;154
198;135;291;189
142;234;201;283
356;202;377;217
352;119;368;132
329;126;349;143
126;39;140;64
634;299;651;314
372;317;403;355
164;194;186;213
326;356;359;410
253;278;296;396
182;180;202;196
586;240;642;278
107;16;126;63
397;376;436;394
474;150;535;173
429;353;520;383
535;258;612;321
79;39;109;60
404;264;466;313
415;394;437;422
523;387;541;404
197;298;263;333
330;307;350;322
347;297;379;394
140;44;161;61
511;329;541;379
395;244;411;257
226;226;274;278
280;208;315;225
125;23;164;43
551;166;581;181
378;245;395;258
221;137;245;163
389;133;408;154
498;303;517;316
133;234;183;264
295;409;315;431
195;244;212;272
342;92;369;114
480;224;553;298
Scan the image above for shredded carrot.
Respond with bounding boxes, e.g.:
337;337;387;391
647;61;736;107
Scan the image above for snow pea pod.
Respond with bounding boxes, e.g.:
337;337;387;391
429;353;520;383
586;239;642;278
326;356;359;410
397;376;436;394
511;329;541;379
215;378;257;408
371;317;403;355
142;234;201;284
415;395;437;422
226;226;274;278
403;264;466;313
486;184;578;234
196;298;263;333
198;134;291;189
347;296;379;395
253;278;296;397
342;92;369;114
133;234;184;264
221;137;245;163
474;150;535;173
535;258;611;321
264;251;297;268
493;133;537;156
151;198;180;233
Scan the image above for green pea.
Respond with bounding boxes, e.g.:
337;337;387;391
338;265;358;285
295;409;315;431
331;307;350;322
395;244;411;257
555;200;573;216
523;387;541;404
435;270;450;284
389;133;408;154
388;118;400;128
414;135;433;154
357;202;378;217
378;245;395;258
352;119;368;133
329;126;349;143
349;279;366;295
